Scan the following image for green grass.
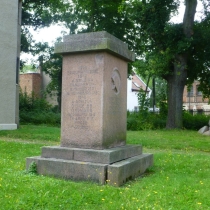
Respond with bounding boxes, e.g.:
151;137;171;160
127;129;210;152
0;124;60;142
0;125;210;209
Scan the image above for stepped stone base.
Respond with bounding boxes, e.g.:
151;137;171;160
26;145;153;186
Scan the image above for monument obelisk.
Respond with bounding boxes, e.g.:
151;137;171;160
27;31;153;186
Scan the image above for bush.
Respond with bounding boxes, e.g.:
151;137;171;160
127;111;166;131
20;111;61;126
19;91;61;126
183;112;209;130
127;110;210;131
19;90;52;112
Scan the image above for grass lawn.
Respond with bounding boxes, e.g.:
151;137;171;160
0;125;210;209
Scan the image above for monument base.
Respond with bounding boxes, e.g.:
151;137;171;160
0;124;17;130
26;145;153;186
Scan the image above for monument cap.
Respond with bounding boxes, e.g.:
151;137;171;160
55;31;135;62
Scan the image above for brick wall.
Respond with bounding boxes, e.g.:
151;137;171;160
183;80;208;110
19;73;42;98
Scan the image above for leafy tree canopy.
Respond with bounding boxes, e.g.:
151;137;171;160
21;0;68;55
122;0;210;128
21;0;210;128
61;0;135;45
128;0;210;84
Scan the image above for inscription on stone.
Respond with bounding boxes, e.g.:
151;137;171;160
67;66;99;130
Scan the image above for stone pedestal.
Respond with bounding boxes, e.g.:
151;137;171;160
26;31;153;186
61;51;127;149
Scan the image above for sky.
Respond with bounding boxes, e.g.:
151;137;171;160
21;25;67;63
20;0;204;64
171;0;203;23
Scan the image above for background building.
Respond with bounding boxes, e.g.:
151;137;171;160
127;74;151;111
19;70;58;106
0;1;21;130
183;80;210;114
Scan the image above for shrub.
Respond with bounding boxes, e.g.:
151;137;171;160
20;111;61;126
19;90;61;126
19;90;52;112
127;111;166;131
127;110;210;131
183;112;209;130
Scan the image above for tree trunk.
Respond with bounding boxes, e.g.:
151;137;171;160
152;77;156;112
165;0;197;129
166;55;187;129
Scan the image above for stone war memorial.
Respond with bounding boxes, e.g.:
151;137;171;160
27;31;153;186
0;0;21;130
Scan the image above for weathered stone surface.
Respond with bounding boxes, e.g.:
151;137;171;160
107;154;153;187
27;152;153;186
26;157;108;184
42;146;74;160
198;126;209;134
61;52;128;149
63;31;127;44
55;31;135;62
41;145;142;164
57;32;134;149
0;0;21;130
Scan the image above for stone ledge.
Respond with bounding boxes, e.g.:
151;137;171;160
41;145;142;164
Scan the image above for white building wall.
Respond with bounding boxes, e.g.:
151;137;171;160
0;1;21;130
127;75;152;112
127;79;139;111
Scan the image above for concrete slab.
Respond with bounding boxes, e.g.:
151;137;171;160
107;153;153;187
41;145;142;164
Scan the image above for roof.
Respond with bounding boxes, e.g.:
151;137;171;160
131;74;151;92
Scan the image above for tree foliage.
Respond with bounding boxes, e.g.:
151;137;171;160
21;0;210;129
21;0;68;54
21;0;135;106
39;44;62;111
21;0;68;107
124;0;210;128
62;0;135;45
